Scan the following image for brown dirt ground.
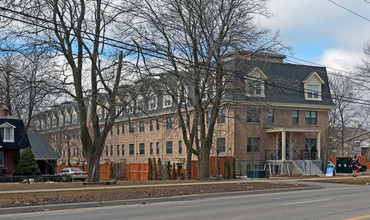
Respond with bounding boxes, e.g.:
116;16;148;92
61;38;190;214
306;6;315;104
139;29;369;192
0;182;307;208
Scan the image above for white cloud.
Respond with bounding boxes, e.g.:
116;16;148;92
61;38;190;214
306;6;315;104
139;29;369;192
319;49;362;73
260;0;370;72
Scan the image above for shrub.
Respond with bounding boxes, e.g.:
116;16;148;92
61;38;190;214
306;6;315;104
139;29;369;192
147;158;152;180
158;158;163;180
223;159;230;179
153;157;158;180
166;161;171;180
176;162;181;179
17;147;41;175
172;162;177;180
231;157;236;179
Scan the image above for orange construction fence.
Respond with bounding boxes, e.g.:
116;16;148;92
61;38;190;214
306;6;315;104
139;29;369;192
57;156;235;181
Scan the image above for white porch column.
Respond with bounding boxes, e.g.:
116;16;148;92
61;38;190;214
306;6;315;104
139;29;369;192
282;131;286;161
317;132;321;158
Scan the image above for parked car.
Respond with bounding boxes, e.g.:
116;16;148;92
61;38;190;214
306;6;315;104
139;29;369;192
58;168;87;181
359;164;367;172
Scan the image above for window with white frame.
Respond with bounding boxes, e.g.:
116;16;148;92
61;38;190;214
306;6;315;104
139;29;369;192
137;96;145;112
247;80;263;96
46;117;51;128
116;105;123;116
163;94;172;108
65;114;70;125
41;120;45;129
0;123;15;142
51;114;56;127
149;95;157;110
245;68;267;97
59;114;64;127
307;85;319;99
97;107;102;119
303;72;324;101
72;112;77;124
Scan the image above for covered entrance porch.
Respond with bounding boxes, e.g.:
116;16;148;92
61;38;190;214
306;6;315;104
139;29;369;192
263;127;324;176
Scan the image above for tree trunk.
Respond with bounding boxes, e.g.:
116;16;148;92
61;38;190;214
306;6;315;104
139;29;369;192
198;149;210;179
87;153;101;183
186;149;192;180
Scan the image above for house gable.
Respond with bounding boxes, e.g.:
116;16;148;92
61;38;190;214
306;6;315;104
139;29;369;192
303;72;325;101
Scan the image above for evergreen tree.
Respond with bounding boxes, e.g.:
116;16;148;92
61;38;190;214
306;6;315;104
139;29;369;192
153;157;158;180
223;159;230;179
148;158;152;180
176;162;181;179
231;157;236;179
166;161;171;180
172;162;177;180
158;158;163;180
17;147;41;175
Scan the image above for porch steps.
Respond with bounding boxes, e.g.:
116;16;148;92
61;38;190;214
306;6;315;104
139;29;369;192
293;160;323;176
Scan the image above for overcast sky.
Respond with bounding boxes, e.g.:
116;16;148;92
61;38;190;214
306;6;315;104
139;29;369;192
262;0;370;73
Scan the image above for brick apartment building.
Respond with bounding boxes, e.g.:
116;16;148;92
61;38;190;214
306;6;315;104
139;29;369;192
32;52;335;175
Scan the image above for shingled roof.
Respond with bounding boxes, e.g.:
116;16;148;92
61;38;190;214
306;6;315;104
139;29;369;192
0;115;30;150
229;59;335;107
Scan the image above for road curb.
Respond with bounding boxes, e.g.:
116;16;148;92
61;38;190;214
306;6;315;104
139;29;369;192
0;186;321;215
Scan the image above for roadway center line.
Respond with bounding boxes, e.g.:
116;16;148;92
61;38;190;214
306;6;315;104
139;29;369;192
283;198;330;206
345;215;370;220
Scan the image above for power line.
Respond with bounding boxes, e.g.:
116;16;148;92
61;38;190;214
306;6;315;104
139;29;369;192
1;5;370;107
328;0;370;22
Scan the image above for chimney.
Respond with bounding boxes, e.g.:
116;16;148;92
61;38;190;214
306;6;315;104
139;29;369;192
0;105;9;116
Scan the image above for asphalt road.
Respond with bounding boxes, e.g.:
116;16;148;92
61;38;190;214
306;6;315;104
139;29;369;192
1;183;370;220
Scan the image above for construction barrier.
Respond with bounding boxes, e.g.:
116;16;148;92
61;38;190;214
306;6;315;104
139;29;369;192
57;156;235;181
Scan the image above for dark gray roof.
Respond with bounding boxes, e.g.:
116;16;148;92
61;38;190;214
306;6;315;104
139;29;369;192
28;133;58;160
0;116;30;150
229;59;335;106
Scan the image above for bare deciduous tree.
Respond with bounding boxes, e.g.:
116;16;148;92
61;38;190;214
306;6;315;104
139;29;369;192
130;0;282;178
1;0;134;182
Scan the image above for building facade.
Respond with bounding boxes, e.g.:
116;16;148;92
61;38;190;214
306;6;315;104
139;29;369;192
32;52;335;175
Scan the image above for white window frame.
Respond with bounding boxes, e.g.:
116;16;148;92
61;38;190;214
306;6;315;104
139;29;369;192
0;123;15;143
149;95;157;110
307;84;319;99
72;113;77;124
163;94;172;108
97;107;102;119
65;114;70;125
51;114;56;128
46;117;51;128
59;114;64;127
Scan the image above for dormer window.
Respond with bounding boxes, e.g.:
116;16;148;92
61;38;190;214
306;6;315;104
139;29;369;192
245;67;267;97
149;95;157;110
46;117;51;128
65;114;70;125
137;96;144;112
303;72;324;101
0;123;15;142
163;94;172;108
72;112;77;124
41;120;45;129
307;85;319;99
59;114;64;127
97;106;102;119
51;114;56;128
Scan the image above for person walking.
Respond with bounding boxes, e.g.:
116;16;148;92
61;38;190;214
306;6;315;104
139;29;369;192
350;155;360;177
